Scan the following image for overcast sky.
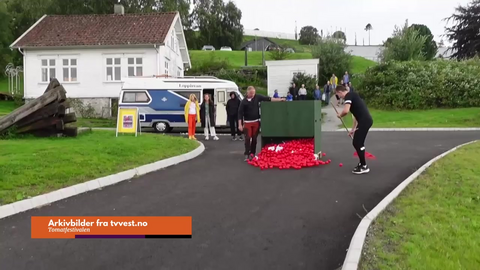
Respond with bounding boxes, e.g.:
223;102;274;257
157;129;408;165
232;0;470;45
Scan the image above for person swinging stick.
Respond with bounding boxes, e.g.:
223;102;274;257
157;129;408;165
335;85;373;174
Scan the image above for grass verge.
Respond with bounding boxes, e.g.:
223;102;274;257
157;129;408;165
340;108;480;128
77;118;117;128
360;141;480;270
0;131;198;204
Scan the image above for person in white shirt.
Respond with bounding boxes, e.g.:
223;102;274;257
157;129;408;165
298;84;307;100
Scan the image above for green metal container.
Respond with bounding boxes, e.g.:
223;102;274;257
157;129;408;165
260;101;322;155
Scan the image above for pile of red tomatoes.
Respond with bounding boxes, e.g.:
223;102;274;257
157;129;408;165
247;139;331;170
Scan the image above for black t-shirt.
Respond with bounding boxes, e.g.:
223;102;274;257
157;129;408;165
238;94;271;121
344;92;372;124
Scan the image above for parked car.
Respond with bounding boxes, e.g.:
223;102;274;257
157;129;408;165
285;48;295;53
220;46;232;51
202;45;215;51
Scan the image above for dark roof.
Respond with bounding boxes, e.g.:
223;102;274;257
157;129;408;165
11;12;178;48
240;37;279;49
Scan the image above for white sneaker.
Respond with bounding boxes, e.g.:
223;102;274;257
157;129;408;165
205;136;209;141
213;136;219;141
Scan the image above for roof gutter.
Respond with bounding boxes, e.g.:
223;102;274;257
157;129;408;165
17;48;24;56
11;43;165;50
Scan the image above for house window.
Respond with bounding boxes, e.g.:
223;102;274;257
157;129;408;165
164;58;169;75
106;57;121;81
122;91;151;103
41;59;56;82
128;57;143;77
62;59;77;82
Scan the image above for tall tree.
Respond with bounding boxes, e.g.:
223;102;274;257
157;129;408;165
299;26;319;45
445;0;480;59
365;23;372;45
192;0;243;49
380;20;427;62
408;24;438;60
0;0;13;75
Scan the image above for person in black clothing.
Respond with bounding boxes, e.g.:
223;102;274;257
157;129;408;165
226;92;243;141
335;85;373;175
238;86;285;161
289;83;298;100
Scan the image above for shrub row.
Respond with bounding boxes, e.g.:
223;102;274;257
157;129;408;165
357;59;480;109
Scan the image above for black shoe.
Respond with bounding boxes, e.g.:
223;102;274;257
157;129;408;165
238;136;244;141
352;164;370;175
244;155;250;162
232;136;237;141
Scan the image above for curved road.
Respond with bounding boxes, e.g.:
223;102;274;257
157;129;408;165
0;131;478;270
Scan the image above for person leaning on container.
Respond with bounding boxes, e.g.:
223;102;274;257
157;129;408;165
238;86;286;162
184;94;200;140
200;94;219;141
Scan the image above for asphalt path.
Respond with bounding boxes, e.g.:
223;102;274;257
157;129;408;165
0;131;478;270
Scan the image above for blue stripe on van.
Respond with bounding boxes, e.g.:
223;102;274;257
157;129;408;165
145;114;185;123
147;90;186;111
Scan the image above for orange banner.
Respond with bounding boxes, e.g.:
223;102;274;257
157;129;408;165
31;216;192;239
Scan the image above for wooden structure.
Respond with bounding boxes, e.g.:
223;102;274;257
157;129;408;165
0;79;78;137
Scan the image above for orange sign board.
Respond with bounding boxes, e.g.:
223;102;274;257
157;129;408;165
31;216;192;239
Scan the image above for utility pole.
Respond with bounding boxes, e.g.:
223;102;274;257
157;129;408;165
355;33;357;46
295;21;298;40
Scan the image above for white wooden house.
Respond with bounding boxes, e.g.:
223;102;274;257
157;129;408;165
10;6;191;117
265;59;319;97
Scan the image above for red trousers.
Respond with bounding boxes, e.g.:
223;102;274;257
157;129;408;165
188;114;197;137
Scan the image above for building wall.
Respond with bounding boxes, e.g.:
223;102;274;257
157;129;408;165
160;27;184;77
266;60;319;97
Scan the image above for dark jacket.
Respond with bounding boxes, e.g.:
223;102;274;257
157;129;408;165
289;86;298;97
238;94;271;121
226;96;240;117
200;101;215;128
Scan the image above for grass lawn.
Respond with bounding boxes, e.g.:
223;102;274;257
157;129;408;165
190;50;313;67
0;77;7;93
360;141;480;270
340;108;480;128
351;56;376;75
0;131;198;204
0;100;19;116
77;118;117;128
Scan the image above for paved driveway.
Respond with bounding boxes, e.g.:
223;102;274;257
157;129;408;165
0;131;478;270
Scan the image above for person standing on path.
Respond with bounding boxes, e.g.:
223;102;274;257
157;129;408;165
343;71;350;85
226;92;243;141
200;94;219;141
324;81;331;105
335;85;373;175
289;83;298;100
238;86;285;161
184;94;200;140
314;85;321;101
298;84;307;100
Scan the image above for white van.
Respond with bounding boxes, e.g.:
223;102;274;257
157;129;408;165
119;76;243;133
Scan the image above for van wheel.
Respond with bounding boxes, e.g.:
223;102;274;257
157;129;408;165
153;122;171;133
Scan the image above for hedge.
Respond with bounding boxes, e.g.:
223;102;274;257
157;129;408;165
357;59;480;110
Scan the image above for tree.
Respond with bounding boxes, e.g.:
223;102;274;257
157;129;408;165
332;31;346;42
445;0;480;60
311;39;352;83
269;47;290;60
408;24;438;60
365;23;372;45
299;26;319;45
380;20;427;62
0;1;13;76
191;0;243;49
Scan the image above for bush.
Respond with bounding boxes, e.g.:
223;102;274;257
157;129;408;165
291;72;318;100
380;21;427;62
357;59;480;109
312;39;352;83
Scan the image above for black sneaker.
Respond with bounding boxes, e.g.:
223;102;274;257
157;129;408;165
238;136;244;141
232;136;237;141
244;155;250;162
352;164;370;175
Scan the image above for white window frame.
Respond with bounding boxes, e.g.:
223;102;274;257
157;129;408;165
105;57;122;82
41;59;56;83
127;57;143;77
164;58;170;76
62;58;78;82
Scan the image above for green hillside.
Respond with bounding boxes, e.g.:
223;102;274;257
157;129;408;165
189;50;313;67
243;35;312;53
